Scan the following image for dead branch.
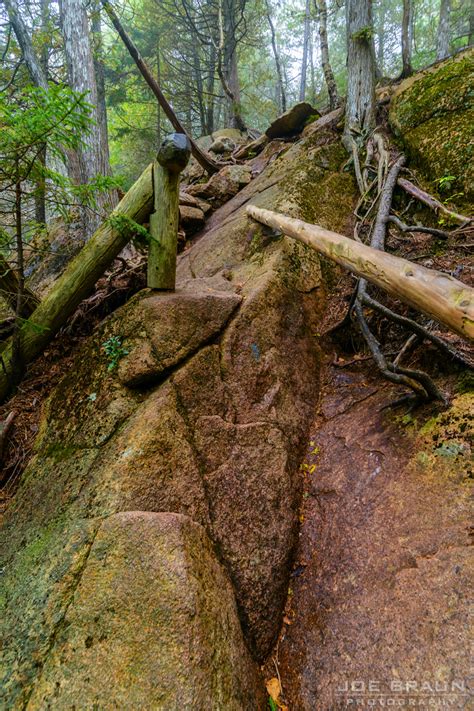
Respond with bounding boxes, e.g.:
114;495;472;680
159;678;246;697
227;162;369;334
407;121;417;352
387;215;450;240
397;177;472;225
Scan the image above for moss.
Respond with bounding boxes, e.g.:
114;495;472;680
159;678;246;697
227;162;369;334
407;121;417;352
389;50;474;207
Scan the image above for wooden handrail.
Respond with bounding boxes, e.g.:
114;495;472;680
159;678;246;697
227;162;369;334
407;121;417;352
247;205;473;341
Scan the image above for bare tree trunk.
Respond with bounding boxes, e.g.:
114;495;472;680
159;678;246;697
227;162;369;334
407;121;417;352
3;0;48;89
266;0;286;112
315;0;340;110
436;0;451;60
299;0;311;101
218;0;246;131
205;43;216;134
59;0;105;222
470;0;474;46
34;0;50;225
344;0;376;146
401;0;413;77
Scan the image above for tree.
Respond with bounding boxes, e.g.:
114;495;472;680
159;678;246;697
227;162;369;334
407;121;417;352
0;83;94;385
299;0;311;101
436;0;451;59
401;0;413;76
265;0;286;112
343;0;376;148
59;0;112;232
315;0;340;110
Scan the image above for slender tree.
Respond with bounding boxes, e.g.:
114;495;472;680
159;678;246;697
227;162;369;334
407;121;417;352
401;0;413;76
315;0;340;110
299;0;311;101
436;0;451;59
265;0;286;112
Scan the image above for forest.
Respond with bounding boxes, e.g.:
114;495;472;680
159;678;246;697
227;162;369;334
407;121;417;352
0;0;473;709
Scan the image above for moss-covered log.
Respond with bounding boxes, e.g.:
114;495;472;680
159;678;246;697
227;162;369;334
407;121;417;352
0;164;153;403
247;205;474;341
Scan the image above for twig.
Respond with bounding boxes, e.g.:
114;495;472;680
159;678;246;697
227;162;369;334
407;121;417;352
387;215;450;240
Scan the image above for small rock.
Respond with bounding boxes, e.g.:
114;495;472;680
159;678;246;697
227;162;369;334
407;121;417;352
209;137;236;154
211;128;242;141
179;205;205;234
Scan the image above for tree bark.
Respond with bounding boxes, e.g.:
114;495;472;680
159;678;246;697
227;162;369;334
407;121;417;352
299;0;311;101
401;0;413;77
59;0;107;233
148;134;190;290
101;0;218;173
246;205;474;341
0;164;154;404
344;0;376;144
3;0;48;89
436;0;451;60
315;0;340;110
266;0;286;112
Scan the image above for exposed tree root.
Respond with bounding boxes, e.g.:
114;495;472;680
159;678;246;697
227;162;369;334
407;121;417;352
346;131;471;403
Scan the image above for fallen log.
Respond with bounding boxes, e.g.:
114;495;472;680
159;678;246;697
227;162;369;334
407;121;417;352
0;163;153;403
246;205;474;341
0;253;40;318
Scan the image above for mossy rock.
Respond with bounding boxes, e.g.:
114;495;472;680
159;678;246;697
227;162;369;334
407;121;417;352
389;49;474;207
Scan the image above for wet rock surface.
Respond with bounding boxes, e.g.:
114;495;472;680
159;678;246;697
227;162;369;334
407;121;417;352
25;511;264;711
276;353;473;710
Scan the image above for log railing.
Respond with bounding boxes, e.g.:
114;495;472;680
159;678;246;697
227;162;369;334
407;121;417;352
246;205;474;342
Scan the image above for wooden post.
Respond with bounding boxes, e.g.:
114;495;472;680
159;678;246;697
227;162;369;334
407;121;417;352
147;133;191;290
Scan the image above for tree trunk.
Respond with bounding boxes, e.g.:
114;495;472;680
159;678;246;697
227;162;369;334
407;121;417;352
34;0;50;224
0;164;154;404
436;0;451;60
401;0;413;77
59;0;107;235
315;0;340;110
344;0;376;145
246;205;474;342
3;0;48;89
299;0;311;101
220;0;246;131
266;0;286;112
470;0;474;46
205;43;217;134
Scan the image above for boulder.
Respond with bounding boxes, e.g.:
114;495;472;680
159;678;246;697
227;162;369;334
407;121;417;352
389;49;474;205
25;511;264;710
209;136;236;154
1;122;357;707
179;204;205;234
116;290;241;387
266;102;320;139
188;164;252;206
212;128;243;141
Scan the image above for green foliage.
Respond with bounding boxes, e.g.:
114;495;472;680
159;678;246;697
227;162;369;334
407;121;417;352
268;697;278;711
107;215;151;248
102;336;129;371
351;26;374;42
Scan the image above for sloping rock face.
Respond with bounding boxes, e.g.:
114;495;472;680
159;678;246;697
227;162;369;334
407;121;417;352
1;119;356;707
389;48;474;206
25;512;263;710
